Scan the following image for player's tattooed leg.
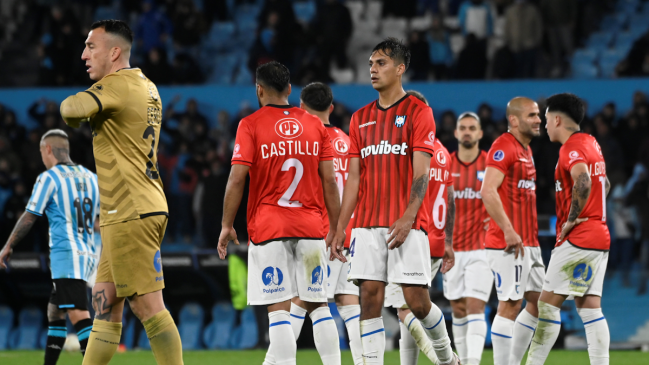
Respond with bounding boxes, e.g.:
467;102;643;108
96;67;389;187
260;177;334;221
92;290;113;321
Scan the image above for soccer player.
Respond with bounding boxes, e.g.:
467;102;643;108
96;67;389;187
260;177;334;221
481;97;545;365
333;38;458;365
283;82;362;365
383;90;456;365
444;112;493;365
59;20;182;365
218;62;342;365
526;93;611;365
0;130;99;364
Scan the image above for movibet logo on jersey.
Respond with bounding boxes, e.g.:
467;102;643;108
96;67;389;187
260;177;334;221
262;267;285;294
517;179;536;190
360;140;408;158
309;266;324;292
454;188;482;199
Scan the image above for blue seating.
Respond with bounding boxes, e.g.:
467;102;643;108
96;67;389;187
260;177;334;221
203;302;236;349
294;1;316;24
228;307;258;349
599;49;625;78
235;4;261;24
237;18;258;34
0;306;13;350
587;32;614;50
572;49;598;65
572;63;599;79
628;14;649;33
617;0;639;14
205;22;236;52
10;307;43;349
179;302;205;350
234;63;254;85
600;14;626;32
93;6;120;22
208;54;240;84
615;31;639;51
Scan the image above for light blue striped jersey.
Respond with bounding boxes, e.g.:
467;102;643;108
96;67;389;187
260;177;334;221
26;164;100;281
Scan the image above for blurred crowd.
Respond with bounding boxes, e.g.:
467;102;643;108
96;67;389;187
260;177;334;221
1;90;649;291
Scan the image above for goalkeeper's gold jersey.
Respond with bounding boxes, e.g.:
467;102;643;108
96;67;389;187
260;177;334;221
71;68;167;226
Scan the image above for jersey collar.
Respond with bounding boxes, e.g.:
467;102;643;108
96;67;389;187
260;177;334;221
375;94;409;111
454;150;483;167
266;104;292;109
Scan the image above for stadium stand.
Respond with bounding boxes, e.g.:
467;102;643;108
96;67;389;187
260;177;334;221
0;305;12;350
203;302;236;349
179;302;205;350
9;306;43;350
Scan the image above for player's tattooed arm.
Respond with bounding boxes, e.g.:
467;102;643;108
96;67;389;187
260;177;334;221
568;171;591;222
0;212;38;268
408;174;429;207
445;186;455;246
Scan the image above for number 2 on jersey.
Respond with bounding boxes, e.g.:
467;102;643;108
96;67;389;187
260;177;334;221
278;158;304;208
142;125;159;179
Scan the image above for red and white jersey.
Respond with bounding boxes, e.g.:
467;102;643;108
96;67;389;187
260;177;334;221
349;95;437;231
555;133;610;250
232;105;334;244
320;125;353;248
485;133;539;249
451;150;489;252
428;139;453;258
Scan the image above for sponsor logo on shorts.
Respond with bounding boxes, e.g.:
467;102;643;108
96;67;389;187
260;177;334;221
116;284;127;289
154;250;162;273
573;263;593;281
155;276;164;282
515;285;520;294
494;271;502;288
262;267;285;294
312;266;324;285
403;272;424;276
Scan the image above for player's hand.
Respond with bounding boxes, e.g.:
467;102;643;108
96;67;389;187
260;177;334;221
559;218;588;242
483;217;491;231
440;246;455;274
0;245;13;269
329;229;347;263
217;227;239;260
387;216;414;250
504;228;524;259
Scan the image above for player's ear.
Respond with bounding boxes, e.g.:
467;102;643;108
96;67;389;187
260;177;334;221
287;84;292;97
478;129;484;139
329;104;334;114
110;47;121;62
299;101;305;110
453;128;459;140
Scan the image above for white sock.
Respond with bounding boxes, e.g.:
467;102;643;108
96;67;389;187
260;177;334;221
452;315;468;364
310;306;341;365
465;313;487;365
511;308;538;365
578;308;609;365
405;312;439;364
360;317;385;364
268;311;297;365
338;305;363;365
289;302;307;340
491;315;514;365
419;303;453;364
399;320;420;365
526;302;561;365
263;343;275;365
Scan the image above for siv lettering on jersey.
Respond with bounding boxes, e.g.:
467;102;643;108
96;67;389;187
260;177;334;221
360;140;408;158
261;141;320;159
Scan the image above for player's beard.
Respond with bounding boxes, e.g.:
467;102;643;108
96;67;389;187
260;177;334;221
461;139;477;149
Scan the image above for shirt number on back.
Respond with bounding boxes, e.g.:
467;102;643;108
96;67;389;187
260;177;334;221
278;158;304;208
432;185;446;230
74;197;93;235
599;176;607;222
142;125;159;179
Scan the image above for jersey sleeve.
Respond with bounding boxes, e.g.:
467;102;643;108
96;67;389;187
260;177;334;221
412;106;436;155
348;113;361;158
561;141;588;172
486;138;516;175
445;153;454;186
319;124;334;161
26;173;56;216
232;117;255;166
84;74;129;114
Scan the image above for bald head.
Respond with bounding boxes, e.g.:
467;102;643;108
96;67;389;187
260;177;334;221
506;97;536;119
505;96;542;141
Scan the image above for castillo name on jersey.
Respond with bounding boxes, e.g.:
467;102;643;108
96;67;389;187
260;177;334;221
428;139;453;258
451;150;489;251
232;105;334;244
485;132;539;249
555;132;610;250
349;94;437;231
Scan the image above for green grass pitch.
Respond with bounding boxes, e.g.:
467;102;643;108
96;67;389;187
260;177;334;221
1;350;648;364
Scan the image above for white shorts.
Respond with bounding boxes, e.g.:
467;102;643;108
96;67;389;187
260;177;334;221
543;241;609;298
385;258;442;308
348;228;431;285
247;239;328;305
443;250;493;302
486;246;545;302
326;248;359;300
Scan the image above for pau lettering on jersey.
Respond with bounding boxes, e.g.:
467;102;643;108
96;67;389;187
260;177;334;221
517;179;536;190
429;167;449;183
455;188;482;199
261;140;320;159
360;140;408;159
589;161;606;177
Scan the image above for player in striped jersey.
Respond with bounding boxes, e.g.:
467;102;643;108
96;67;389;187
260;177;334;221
481;97;545;365
443;112;493;365
0;130;99;364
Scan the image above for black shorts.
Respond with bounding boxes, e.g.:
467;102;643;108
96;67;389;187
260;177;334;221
49;279;89;311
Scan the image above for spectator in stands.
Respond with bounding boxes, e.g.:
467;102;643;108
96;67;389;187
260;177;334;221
427;14;453;80
134;0;173;54
458;0;494;40
171;0;206;48
382;0;417;18
28;98;59;126
166;98;209;134
609;185;637;287
1;110;25;145
171;53;204;84
142;47;173;85
194;158;229;247
311;0;353;81
455;33;487;79
541;0;577;78
504;0;543;78
407;31;430;80
626;158;649;295
258;0;300;70
248;13;279;75
0;180;29;242
0;137;20;177
593;114;624;178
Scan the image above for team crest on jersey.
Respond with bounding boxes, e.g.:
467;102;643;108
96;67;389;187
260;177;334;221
493;150;505;162
425;131;435;147
435;150;447;166
233;144;242;158
477;170;485;181
275;118;303;139
394;115;407;128
333;137;349;155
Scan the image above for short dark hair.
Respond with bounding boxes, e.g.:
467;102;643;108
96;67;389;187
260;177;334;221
91;20;133;44
546;93;586;124
372;37;411;71
256;61;290;93
457;112;482;127
406;90;428;105
301;82;333;111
